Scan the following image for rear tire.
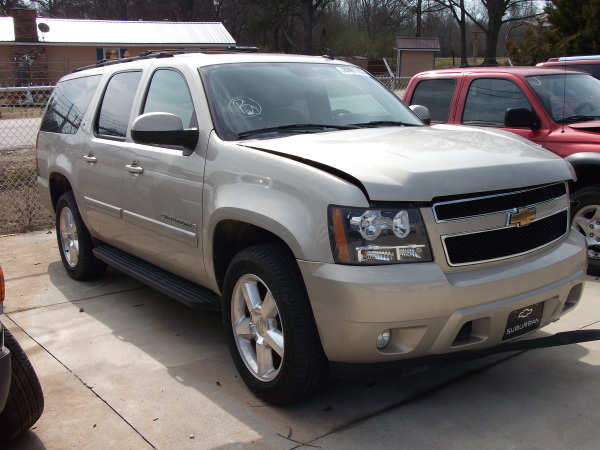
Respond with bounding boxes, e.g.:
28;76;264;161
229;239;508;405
571;185;600;276
0;328;44;443
222;243;328;405
55;192;107;280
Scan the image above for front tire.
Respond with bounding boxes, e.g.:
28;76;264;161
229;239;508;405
222;244;328;405
55;192;107;280
571;185;600;276
0;328;44;443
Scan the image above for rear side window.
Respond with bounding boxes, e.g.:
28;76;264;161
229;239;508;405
463;78;532;127
410;78;456;123
96;71;142;138
40;75;101;134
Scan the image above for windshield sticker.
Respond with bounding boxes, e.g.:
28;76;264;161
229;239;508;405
229;97;262;117
336;66;368;76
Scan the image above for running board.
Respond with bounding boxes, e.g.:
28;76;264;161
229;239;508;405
93;244;221;311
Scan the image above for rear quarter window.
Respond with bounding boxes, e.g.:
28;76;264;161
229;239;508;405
409;78;456;123
40;75;101;134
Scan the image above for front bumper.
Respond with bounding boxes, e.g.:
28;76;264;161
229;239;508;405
0;322;11;412
298;229;588;364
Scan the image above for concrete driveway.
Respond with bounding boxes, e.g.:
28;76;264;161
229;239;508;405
2;230;599;449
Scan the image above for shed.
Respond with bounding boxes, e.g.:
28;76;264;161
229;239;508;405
0;8;236;86
395;37;440;78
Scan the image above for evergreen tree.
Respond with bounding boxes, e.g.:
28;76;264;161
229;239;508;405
545;0;600;55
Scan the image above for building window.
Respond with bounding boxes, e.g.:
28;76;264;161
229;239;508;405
96;48;128;60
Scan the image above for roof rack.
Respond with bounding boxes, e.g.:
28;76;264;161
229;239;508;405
73;46;260;73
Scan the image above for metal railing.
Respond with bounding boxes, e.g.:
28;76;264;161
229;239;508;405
1;86;54;234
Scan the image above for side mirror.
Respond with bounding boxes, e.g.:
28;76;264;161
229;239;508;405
131;112;199;155
409;105;431;125
504;108;540;131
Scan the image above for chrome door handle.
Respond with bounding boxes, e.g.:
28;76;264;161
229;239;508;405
125;164;144;174
83;154;97;163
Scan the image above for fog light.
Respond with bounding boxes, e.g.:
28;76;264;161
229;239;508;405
376;330;391;349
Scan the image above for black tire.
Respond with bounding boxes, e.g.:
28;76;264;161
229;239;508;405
0;328;44;443
222;243;328;405
571;185;600;276
55;192;107;280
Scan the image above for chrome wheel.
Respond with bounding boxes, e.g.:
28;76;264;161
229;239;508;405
55;192;106;280
231;273;284;382
59;206;79;267
573;204;600;260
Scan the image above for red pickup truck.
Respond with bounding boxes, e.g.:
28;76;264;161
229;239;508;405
403;66;600;275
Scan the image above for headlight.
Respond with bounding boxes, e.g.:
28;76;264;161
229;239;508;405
329;205;432;264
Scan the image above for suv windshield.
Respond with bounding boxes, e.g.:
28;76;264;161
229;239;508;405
200;62;422;141
526;73;600;123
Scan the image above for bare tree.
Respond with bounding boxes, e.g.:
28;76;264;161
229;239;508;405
1;0;24;15
428;0;469;65
467;0;540;65
348;0;413;37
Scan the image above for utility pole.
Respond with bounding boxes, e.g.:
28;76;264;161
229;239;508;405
471;30;484;66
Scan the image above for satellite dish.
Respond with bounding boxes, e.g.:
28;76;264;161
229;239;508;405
38;23;50;33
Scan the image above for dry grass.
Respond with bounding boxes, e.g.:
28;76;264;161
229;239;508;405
435;57;509;69
0;148;53;234
0;106;45;119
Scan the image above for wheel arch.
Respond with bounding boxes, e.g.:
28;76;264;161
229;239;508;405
565;153;600;192
48;172;73;212
211;219;294;292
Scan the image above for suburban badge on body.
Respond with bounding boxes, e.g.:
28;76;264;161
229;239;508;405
161;214;196;230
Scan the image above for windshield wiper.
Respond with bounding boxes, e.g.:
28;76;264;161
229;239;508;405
556;115;600;124
238;123;359;139
353;121;418;128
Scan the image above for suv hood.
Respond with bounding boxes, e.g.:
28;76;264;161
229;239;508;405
240;125;571;201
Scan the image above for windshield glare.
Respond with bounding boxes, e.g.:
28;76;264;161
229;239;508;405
200;62;422;140
526;73;600;122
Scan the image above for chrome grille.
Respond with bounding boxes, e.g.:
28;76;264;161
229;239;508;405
433;182;570;266
433;182;567;222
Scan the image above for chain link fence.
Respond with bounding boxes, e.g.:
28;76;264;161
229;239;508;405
1;86;54;234
376;76;411;98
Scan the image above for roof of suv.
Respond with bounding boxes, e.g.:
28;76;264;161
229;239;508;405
413;66;587;78
71;50;345;75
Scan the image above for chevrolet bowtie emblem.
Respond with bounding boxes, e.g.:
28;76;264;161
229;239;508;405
509;207;536;227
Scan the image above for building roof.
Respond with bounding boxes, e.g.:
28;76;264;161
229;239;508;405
0;17;236;46
395;37;440;51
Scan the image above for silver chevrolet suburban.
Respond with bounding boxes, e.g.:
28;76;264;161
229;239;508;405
36;50;588;404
